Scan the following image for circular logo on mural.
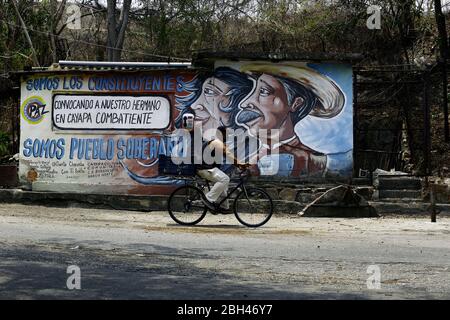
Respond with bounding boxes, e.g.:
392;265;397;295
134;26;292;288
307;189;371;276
21;96;48;124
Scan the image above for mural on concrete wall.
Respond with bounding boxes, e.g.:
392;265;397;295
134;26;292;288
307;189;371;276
176;61;353;178
19;70;197;195
19;61;352;195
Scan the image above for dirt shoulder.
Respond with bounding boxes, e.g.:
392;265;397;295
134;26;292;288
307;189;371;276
0;203;449;238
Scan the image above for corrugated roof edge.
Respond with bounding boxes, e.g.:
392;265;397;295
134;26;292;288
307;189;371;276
10;60;194;78
58;60;192;68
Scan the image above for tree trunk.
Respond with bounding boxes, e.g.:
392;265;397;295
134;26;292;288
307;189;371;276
434;0;449;142
106;0;131;62
435;0;449;60
106;0;116;61
49;0;67;63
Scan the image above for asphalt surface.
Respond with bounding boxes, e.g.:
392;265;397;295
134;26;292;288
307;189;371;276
0;203;449;299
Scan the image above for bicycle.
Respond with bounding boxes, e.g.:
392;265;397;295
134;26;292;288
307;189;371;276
167;166;274;228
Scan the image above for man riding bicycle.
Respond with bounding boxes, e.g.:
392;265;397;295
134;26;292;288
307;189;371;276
168;116;273;227
195;126;249;213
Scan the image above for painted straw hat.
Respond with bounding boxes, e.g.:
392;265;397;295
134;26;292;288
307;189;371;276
240;63;346;118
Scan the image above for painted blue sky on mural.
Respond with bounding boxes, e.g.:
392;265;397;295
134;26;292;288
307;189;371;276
297;63;353;155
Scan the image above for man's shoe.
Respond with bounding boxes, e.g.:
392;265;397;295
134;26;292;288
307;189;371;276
219;207;233;214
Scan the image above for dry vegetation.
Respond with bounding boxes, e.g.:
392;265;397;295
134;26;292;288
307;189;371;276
0;0;449;175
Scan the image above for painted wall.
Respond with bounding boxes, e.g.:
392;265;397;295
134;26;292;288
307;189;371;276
19;60;353;195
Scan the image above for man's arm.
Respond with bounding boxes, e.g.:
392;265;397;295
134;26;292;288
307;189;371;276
209;139;245;166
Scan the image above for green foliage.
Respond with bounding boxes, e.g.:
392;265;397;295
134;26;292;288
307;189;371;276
0;0;441;66
0;131;10;157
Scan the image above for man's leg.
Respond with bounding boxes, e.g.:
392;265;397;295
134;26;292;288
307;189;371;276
197;168;230;204
219;190;230;209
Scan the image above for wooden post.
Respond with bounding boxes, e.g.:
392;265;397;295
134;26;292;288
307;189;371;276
423;69;431;175
430;183;437;223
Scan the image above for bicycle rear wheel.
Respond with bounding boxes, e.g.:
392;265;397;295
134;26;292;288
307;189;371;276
168;185;207;225
234;187;273;227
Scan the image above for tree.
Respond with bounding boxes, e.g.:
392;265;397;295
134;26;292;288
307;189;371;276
434;0;449;142
47;0;68;63
106;0;131;61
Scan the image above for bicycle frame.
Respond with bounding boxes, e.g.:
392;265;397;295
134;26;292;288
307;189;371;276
184;170;250;209
168;168;273;227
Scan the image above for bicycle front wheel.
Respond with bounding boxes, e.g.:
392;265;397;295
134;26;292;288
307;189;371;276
234;187;273;227
168;185;207;225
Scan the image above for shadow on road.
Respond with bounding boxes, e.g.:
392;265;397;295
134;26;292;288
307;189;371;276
167;223;245;229
0;242;402;300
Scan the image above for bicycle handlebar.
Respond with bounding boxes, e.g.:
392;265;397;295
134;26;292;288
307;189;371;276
236;165;251;177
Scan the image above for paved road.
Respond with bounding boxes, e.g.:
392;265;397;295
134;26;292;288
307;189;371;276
0;203;449;299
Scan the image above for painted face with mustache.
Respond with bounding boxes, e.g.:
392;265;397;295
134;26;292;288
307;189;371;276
191;77;232;136
237;74;300;137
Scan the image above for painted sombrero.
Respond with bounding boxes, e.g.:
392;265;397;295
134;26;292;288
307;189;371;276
240;63;346;118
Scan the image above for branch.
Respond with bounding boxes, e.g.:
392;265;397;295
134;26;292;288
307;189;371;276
11;0;40;67
115;0;131;49
57;10;107;35
55;0;68;28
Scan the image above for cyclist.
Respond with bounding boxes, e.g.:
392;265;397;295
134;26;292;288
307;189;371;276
196;126;249;212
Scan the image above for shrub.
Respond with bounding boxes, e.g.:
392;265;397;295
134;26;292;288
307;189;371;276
0;131;11;157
